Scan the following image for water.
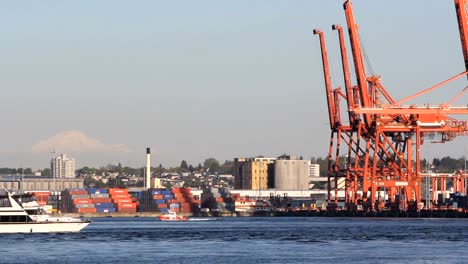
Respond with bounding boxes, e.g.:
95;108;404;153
1;217;467;264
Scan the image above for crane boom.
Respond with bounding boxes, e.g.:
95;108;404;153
313;29;336;130
455;0;468;78
343;0;371;126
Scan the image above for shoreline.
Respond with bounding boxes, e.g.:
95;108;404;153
55;209;468;219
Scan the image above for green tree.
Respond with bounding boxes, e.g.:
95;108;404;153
41;168;51;177
219;160;234;174
180;160;189;172
203;158;220;173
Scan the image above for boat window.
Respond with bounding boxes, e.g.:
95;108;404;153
25;209;41;215
0;197;12;207
0;215;28;223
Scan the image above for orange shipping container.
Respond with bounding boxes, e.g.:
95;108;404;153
153;194;164;200
113;198;132;203
111;194;130;199
33;192;50;196
93;198;112;203
69;190;88;195
76;208;97;213
157;204;167;209
174;193;184;198
115;203;137;208
108;188;129;194
73;199;93;204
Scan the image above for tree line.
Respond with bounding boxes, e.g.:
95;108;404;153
0;155;465;178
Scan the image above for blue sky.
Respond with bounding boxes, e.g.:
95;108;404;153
0;0;466;169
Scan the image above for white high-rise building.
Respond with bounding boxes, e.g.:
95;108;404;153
51;154;76;178
310;164;320;177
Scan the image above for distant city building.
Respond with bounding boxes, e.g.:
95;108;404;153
51;154;76;178
234;157;275;190
310;163;320;177
234;155;310;191
275;155;310;191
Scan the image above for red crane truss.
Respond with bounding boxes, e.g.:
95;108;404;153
314;0;468;212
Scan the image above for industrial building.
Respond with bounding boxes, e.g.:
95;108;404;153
0;176;84;191
51;153;76;178
234;157;275;190
274;156;310;191
234;155;310;191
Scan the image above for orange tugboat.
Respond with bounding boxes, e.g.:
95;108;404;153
158;211;188;221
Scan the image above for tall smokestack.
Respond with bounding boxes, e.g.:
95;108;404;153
146;147;151;189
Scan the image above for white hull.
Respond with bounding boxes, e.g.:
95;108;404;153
0;221;90;233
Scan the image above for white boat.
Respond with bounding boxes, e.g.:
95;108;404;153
0;188;90;233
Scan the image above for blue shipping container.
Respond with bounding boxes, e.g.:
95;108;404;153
96;207;116;213
159;208;169;213
88;188;108;194
95;203;114;208
155;199;166;204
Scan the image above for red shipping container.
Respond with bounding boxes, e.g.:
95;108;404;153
215;198;225;203
36;196;49;204
93;198;112;203
117;208;136;213
174;193;184;198
172;208;180;213
73;199;93;204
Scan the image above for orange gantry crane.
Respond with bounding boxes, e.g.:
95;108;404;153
314;0;468;212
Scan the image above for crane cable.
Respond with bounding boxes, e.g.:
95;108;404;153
358;31;375;76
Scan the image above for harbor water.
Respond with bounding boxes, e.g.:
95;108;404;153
1;217;467;263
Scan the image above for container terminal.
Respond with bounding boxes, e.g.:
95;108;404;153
313;0;468;214
1;1;468;218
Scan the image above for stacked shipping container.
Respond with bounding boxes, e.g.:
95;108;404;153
138;188;201;214
61;189;96;213
89;188;115;213
109;188;137;213
201;188;234;213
